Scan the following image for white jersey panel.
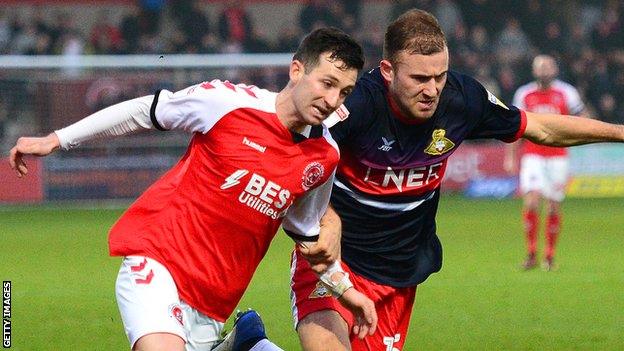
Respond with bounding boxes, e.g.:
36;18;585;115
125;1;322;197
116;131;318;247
282;126;340;239
551;79;585;115
512;82;537;109
154;80;277;134
281;171;335;239
512;80;584;116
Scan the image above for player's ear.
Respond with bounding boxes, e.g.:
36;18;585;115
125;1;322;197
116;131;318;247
289;60;305;83
380;59;394;83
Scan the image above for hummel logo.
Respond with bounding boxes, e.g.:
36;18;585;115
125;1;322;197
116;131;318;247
242;137;266;153
378;137;395;152
221;169;249;190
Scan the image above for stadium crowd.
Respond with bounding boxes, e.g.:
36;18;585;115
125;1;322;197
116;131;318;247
0;0;623;125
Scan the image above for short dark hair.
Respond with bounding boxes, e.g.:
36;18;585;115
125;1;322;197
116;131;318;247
384;9;447;63
293;27;364;72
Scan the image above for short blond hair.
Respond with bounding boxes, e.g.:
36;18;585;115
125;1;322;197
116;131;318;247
383;9;447;63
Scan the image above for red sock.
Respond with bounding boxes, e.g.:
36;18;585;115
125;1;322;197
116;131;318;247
523;209;538;256
545;213;561;260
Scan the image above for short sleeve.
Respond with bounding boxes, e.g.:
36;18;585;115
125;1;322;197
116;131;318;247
151;80;268;134
463;75;526;142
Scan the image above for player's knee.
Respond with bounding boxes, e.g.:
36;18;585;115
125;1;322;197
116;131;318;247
133;332;185;351
523;192;540;209
297;311;350;351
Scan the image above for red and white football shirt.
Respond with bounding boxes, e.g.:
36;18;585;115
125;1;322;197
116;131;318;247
108;80;339;321
513;79;585;157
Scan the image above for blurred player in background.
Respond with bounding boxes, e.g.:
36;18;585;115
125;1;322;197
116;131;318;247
506;55;588;271
9;28;376;351
294;10;624;351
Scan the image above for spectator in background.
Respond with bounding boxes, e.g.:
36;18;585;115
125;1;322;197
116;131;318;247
90;11;123;54
433;0;463;37
519;0;546;45
358;22;384;70
496;65;520;104
244;28;274;53
590;3;623;55
47;12;76;54
275;25;302;53
0;96;6;144
564;23;590;59
507;55;588;271
218;1;253;51
327;2;356;33
596;93;620;124
299;0;338;32
59;28;85;57
586;57;613;109
173;0;211;53
538;21;566;58
32;8;49;31
27;31;52;55
475;65;501;97
447;21;472;73
459;0;499;34
343;0;362;31
120;4;142;54
139;0;166;35
0;14;9;54
10;21;37;54
467;25;493;63
494;17;533;66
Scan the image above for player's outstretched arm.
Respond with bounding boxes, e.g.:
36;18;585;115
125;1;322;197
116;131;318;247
9;133;60;177
523;111;624;146
9;96;154;178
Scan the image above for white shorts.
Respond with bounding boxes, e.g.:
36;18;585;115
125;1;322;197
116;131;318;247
115;256;224;351
519;155;569;201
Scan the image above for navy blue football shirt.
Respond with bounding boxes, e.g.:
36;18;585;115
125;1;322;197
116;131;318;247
329;67;526;287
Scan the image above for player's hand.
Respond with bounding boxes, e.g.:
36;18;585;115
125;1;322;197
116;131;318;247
300;207;342;273
9;133;60;177
338;288;377;339
300;234;341;274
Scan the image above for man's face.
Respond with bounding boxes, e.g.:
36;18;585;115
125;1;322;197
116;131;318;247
532;56;557;87
291;52;358;126
381;48;449;121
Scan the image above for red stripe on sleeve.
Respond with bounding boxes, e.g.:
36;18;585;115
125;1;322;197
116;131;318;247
504;109;527;143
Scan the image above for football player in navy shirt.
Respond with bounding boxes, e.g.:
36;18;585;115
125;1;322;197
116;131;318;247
291;9;624;351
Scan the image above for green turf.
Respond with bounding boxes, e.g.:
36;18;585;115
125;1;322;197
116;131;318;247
1;196;622;350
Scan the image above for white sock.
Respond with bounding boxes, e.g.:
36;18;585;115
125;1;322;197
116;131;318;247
249;338;284;351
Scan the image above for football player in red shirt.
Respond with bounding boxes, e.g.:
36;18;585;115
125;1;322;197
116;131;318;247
507;55;589;271
9;28;377;351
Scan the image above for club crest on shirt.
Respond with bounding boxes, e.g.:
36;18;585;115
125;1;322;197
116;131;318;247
169;304;184;326
425;129;455;155
302;162;324;190
309;281;331;299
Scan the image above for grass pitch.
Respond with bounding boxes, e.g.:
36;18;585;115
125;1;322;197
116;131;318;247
1;196;622;350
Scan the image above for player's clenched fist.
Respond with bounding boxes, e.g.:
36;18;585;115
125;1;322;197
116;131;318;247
9;133;60;177
338;288;378;339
